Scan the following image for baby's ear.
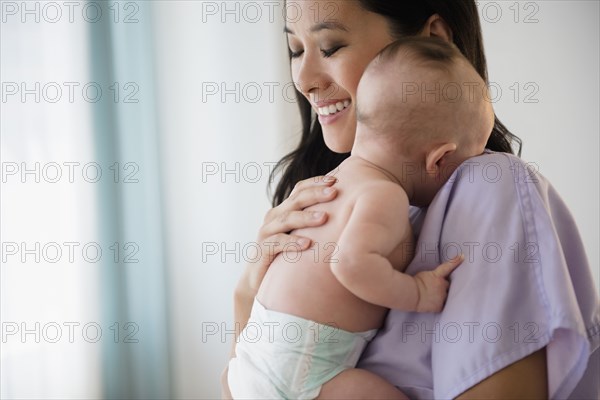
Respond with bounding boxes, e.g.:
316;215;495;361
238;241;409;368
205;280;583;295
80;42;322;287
425;143;457;175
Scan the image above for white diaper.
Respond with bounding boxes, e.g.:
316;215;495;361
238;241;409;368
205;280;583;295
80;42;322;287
228;298;377;399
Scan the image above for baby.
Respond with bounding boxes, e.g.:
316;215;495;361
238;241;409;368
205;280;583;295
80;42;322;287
228;37;495;399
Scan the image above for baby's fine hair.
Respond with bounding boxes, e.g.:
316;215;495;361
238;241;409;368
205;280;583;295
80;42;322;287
376;36;469;77
365;36;494;157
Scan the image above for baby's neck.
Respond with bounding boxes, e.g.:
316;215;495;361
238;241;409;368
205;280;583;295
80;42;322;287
346;155;404;188
348;142;417;202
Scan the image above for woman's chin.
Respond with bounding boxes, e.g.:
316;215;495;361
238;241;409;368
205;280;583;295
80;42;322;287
323;131;354;154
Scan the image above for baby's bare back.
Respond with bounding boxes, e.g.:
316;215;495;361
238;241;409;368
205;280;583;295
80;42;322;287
257;158;413;332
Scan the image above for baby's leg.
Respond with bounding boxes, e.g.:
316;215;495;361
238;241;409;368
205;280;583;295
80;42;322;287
317;368;408;400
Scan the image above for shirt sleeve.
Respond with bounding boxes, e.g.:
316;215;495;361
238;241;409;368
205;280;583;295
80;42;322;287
359;152;600;398
432;152;600;399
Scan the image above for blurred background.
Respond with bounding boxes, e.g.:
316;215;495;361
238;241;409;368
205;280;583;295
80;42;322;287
1;1;598;399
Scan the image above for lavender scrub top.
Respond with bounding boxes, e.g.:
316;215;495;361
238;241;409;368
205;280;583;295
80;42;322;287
358;151;600;399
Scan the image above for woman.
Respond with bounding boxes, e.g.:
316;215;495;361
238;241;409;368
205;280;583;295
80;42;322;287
224;1;599;398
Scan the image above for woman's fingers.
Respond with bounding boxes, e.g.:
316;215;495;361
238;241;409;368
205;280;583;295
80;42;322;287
289;175;337;197
247;175;338;293
288;184;337;210
246;233;312;293
285;175;337;209
260;176;337;240
259;209;328;240
259;233;312;264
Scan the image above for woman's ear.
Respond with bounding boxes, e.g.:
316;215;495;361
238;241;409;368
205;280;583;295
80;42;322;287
425;143;457;175
421;14;454;43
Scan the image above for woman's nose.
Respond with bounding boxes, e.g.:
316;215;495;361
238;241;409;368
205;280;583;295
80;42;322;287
294;51;331;101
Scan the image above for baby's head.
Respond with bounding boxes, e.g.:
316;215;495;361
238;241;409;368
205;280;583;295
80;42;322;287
353;36;495;206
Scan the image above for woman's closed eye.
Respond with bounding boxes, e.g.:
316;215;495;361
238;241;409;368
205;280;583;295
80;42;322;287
289;48;303;59
289;45;346;59
321;45;345;58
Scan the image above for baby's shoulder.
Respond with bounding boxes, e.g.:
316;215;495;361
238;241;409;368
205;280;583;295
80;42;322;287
348;179;408;209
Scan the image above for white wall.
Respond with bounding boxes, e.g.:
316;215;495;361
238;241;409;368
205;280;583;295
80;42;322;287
151;1;299;398
479;0;599;286
151;1;599;398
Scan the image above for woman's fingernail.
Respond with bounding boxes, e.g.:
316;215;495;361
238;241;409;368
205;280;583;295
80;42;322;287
297;238;310;247
323;187;334;195
323;176;336;183
312;211;324;219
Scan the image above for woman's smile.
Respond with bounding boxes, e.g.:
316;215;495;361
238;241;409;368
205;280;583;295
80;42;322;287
311;96;352;125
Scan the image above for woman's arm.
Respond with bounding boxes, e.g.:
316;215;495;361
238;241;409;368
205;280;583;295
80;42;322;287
229;175;337;340
456;348;548;399
221;367;232;399
220;175;338;398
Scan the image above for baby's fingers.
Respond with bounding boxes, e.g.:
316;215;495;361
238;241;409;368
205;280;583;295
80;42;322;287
432;254;464;279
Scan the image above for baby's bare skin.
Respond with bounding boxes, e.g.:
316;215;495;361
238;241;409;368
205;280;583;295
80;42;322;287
229;37;490;400
257;156;414;333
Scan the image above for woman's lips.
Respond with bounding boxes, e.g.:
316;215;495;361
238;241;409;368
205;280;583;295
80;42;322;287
317;101;351;125
316;99;351;116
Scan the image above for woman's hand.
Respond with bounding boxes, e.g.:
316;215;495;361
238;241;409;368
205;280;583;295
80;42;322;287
235;175;338;301
223;175;338;398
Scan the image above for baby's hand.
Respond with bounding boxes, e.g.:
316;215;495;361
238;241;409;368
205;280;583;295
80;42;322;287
414;255;464;313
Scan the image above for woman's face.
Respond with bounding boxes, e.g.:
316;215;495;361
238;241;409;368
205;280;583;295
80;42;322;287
286;0;395;153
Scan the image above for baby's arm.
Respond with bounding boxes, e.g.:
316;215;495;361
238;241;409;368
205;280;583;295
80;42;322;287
331;183;461;312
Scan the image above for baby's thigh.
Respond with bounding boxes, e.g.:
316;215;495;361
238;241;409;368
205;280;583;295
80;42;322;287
317;368;408;400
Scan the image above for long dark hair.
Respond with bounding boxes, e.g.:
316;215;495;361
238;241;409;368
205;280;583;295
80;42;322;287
270;0;522;206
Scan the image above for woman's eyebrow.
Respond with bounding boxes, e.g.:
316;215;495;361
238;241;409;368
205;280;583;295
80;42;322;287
284;21;349;35
311;21;349;33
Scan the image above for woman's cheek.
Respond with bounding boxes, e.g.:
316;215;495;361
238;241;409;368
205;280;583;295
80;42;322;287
342;60;367;99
